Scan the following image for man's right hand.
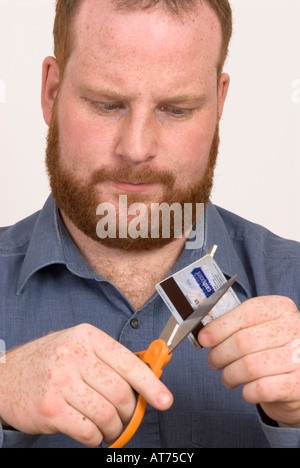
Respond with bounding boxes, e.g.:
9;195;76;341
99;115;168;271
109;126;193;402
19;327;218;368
0;324;173;447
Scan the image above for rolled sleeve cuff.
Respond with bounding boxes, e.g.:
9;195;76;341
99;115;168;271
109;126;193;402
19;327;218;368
257;406;300;448
0;424;39;448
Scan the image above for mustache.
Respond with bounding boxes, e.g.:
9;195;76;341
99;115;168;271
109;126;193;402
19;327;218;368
90;166;176;188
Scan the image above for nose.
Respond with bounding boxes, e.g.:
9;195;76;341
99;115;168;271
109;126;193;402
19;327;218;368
116;110;158;165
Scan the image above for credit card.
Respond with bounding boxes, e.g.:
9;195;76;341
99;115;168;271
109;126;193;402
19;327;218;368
156;246;240;349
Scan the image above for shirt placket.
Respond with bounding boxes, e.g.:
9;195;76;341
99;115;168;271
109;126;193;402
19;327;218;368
118;297;164;448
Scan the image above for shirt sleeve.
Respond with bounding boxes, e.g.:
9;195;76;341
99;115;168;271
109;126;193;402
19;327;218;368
0;424;39;448
257;407;300;448
260;422;300;448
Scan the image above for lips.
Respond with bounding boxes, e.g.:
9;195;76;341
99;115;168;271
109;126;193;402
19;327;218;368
111;181;158;192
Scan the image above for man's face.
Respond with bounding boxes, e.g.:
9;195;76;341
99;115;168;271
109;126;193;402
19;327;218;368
44;0;229;250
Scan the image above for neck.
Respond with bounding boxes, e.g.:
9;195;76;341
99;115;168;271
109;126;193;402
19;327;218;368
61;211;187;309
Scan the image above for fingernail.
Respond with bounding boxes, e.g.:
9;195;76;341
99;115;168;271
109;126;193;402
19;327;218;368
198;330;212;348
157;391;173;408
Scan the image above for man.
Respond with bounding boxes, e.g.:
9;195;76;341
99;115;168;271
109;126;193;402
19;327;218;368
0;0;300;448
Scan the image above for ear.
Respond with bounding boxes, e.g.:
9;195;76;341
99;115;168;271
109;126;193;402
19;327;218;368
217;73;230;121
41;56;60;126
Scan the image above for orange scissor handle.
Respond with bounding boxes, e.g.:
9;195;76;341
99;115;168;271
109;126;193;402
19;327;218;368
109;339;172;448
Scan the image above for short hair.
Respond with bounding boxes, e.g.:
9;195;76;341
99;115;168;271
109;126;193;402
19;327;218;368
53;0;232;78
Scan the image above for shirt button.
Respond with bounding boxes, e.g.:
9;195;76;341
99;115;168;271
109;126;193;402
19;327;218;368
130;318;140;329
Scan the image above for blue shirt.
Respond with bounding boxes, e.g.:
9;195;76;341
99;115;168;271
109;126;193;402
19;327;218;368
1;195;300;448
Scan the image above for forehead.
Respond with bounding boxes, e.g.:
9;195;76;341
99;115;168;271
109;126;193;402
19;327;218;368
67;0;222;89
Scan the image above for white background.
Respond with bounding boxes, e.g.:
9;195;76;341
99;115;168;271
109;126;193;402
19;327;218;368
0;0;299;241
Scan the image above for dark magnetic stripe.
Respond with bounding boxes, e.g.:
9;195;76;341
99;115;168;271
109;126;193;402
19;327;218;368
159;277;204;340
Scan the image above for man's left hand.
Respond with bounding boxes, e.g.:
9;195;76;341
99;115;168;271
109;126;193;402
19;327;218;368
198;296;300;427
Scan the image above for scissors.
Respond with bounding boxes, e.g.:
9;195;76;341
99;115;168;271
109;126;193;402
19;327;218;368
109;275;237;448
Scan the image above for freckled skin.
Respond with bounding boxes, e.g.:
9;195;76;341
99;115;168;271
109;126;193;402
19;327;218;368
44;0;229;309
1;0;300;448
199;296;300;427
2;0;228;444
54;0;224;191
0;324;173;446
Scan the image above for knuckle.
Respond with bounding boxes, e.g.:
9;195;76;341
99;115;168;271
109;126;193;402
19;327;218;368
241;300;259;327
242;353;258;379
53;343;81;369
234;330;251;355
54;342;74;359
278;296;297;312
100;403;118;427
113;381;132;407
73;323;96;340
51;365;74;389
103;425;124;446
79;423;101;446
269;296;298;320
253;379;271;402
37;395;62;420
221;368;233;388
116;350;139;375
207;349;221;370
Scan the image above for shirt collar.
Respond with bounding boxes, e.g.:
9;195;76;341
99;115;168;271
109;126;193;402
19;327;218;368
205;202;252;298
17;195;98;295
17;196;251;299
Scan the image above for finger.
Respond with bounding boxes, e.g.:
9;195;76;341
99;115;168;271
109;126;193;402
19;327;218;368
106;348;173;409
242;372;300;406
64;380;124;444
90;330;173;410
221;345;299;390
38;395;103;448
80;358;136;425
208;317;297;370
198;296;291;348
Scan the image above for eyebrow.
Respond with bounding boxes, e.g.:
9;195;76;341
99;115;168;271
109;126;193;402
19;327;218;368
161;95;208;105
79;86;129;101
79;85;208;105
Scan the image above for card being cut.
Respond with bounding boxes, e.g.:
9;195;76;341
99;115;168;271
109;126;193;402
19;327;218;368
155;246;240;349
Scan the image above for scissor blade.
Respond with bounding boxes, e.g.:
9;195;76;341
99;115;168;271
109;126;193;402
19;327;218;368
166;275;237;352
159;314;180;345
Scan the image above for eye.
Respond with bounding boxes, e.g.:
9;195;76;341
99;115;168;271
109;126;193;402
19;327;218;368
85;99;125;113
159;105;193;118
169;107;186;116
101;102;123;111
